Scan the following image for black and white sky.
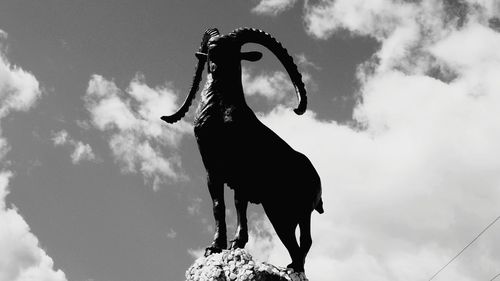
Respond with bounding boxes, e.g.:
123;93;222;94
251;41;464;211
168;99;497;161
1;1;500;281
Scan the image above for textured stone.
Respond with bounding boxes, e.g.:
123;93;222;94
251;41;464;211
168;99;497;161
185;249;308;281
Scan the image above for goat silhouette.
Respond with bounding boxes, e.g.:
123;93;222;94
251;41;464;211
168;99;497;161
161;28;323;273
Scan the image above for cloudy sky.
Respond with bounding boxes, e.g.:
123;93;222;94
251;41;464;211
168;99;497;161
1;1;500;281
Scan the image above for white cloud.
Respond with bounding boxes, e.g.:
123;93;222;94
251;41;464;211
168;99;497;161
187;248;204;260
295;53;321;70
0;31;67;281
465;0;500;18
430;22;500;71
252;0;298;16
242;68;294;101
85;74;191;191
71;142;95;164
166;228;177;239
0;38;41;118
52;130;68;146
304;0;420;40
242;67;313;106
0;173;67;281
246;1;500;281
52;130;96;164
187;197;203;216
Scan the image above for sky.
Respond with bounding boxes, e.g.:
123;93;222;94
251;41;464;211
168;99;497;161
1;1;500;281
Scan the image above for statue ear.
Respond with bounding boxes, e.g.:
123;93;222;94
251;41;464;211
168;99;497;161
240;51;262;61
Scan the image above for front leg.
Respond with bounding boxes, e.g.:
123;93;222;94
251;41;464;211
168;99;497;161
230;190;248;249
205;174;227;256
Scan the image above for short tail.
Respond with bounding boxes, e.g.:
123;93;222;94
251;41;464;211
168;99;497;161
315;198;324;214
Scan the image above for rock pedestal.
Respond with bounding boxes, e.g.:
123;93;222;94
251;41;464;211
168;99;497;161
185;249;308;281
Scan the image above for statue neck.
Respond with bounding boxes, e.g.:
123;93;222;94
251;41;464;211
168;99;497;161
204;72;246;106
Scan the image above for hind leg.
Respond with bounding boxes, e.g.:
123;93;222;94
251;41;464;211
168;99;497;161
230;190;248;249
298;211;312;270
263;204;302;272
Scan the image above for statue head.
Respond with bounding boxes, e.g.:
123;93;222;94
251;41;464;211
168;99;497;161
161;27;307;124
201;31;263;77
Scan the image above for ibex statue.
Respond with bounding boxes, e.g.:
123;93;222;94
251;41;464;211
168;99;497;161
161;28;323;273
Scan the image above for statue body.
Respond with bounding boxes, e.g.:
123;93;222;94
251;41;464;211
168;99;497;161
194;74;319;206
162;28;323;273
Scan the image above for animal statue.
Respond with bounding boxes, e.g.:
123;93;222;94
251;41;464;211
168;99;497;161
161;27;323;273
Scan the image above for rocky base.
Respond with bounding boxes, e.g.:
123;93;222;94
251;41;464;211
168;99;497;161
186;249;308;281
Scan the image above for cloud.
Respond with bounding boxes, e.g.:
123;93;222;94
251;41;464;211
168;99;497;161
295;53;321;70
187;248;204;260
242;68;295;101
0;30;67;281
187;197;203;216
52;130;96;164
85;74;191;191
71;141;95;164
242;67;313;106
166;228;177;239
246;1;500;281
0;37;41;118
0;173;67;281
252;0;298;16
52;130;69;146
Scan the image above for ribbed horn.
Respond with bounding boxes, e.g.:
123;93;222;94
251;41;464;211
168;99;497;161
161;28;220;124
230;28;307;115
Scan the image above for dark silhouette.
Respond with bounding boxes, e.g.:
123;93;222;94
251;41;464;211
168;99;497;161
161;28;323;273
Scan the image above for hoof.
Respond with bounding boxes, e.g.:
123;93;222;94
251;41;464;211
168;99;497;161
229;238;247;250
204;245;223;257
204;237;227;257
287;262;305;273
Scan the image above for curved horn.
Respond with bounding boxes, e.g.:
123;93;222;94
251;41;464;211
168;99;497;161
230;28;307;115
161;28;220;124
